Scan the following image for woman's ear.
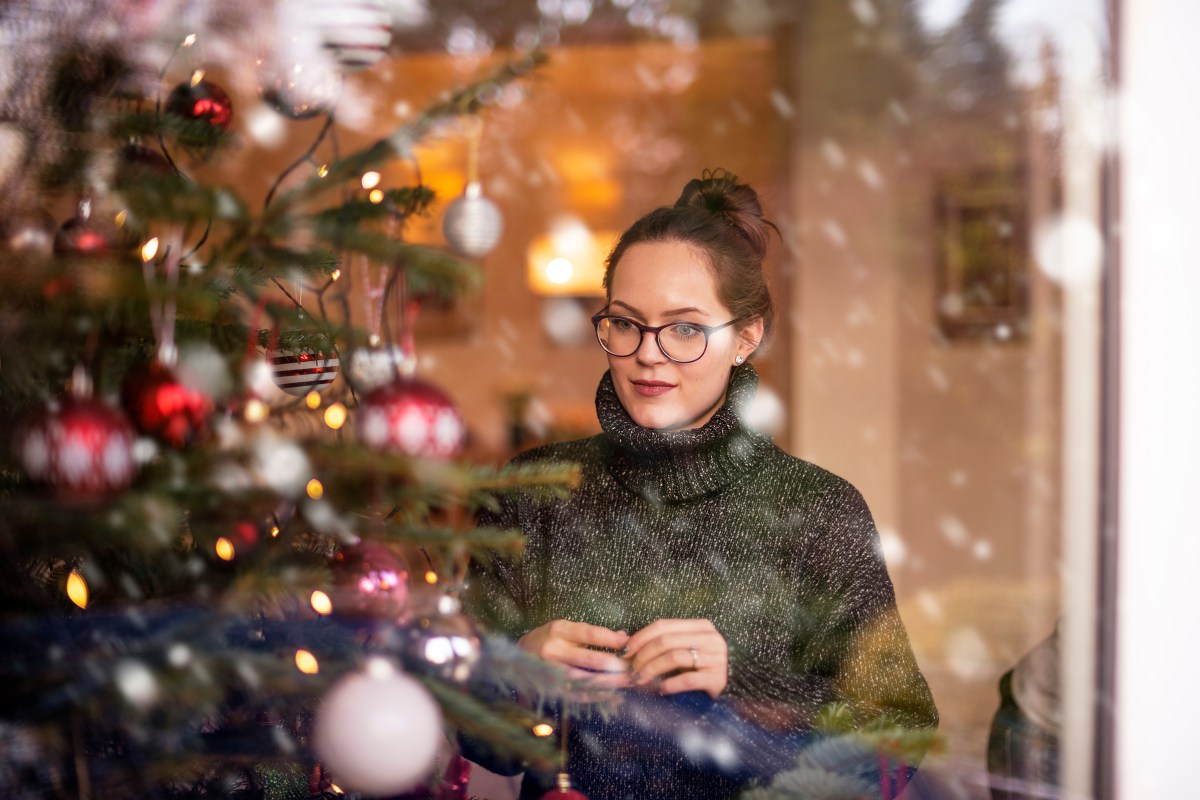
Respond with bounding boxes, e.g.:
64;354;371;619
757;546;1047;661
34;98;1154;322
736;317;764;362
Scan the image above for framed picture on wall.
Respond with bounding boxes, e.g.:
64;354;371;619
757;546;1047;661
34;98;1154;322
934;171;1030;341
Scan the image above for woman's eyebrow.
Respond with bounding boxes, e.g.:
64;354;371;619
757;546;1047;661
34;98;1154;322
609;300;708;318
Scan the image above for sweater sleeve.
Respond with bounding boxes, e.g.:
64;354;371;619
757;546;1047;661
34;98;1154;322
725;480;938;736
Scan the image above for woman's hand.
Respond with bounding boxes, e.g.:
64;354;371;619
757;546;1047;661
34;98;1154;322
518;620;631;688
623;619;730;699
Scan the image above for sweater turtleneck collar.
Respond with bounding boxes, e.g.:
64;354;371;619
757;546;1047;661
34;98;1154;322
595;363;774;503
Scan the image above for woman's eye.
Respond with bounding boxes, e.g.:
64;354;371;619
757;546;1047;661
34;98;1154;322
671;324;702;339
611;318;636;332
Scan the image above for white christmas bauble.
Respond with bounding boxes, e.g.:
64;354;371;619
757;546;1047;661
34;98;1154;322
294;0;394;73
313;665;442;795
442;181;503;259
346;344;408;392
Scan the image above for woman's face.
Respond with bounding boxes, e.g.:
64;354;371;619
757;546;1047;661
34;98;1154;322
604;240;762;431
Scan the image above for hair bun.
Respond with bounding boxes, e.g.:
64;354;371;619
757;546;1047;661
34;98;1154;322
674;168;772;261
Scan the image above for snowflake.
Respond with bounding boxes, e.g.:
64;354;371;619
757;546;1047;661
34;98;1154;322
397;406;431;453
102;433;132;484
57;433;95;489
360;408;390;449
432;409;463;454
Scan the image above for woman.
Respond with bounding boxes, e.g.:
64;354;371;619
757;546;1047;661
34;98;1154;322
464;170;937;799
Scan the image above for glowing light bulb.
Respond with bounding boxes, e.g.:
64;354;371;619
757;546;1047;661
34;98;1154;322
323;402;347;430
306;478;324;499
270;525;280;538
244;398;268;423
330;268;341;281
545;257;574;285
361;171;382;190
369;188;384;204
310;590;333;615
295;649;319;674
190;69;205;87
305;391;322;409
318;164;329;178
215;537;235;560
182;33;196;47
533;723;554;737
141;237;160;262
66;569;88;609
424;570;438;584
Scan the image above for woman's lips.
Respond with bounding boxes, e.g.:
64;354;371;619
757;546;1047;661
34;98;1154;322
631;380;676;397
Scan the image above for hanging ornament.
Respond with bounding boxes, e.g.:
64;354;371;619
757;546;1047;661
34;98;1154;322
257;27;343;120
166;73;234;132
121;359;213;448
434;753;472;800
268;347;340;396
539;773;590;800
294;0;393;73
346;343;408;392
312;659;443;796
538;713;589;800
357;375;465;458
16;390;137;502
330;541;410;618
443;182;503;258
442;118;502;258
3;208;57;256
396;595;481;685
54;198;114;258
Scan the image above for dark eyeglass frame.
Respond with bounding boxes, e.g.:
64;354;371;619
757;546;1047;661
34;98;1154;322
590;313;746;364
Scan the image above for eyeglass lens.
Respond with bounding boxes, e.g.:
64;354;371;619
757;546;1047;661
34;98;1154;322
595;317;709;362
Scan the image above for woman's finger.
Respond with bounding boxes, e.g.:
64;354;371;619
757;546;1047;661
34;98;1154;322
550;619;629;651
624;618;716;657
630;646;699;684
551;642;629;673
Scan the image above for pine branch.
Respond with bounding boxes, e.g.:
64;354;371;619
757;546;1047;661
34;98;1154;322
421;678;558;771
262;50;547;220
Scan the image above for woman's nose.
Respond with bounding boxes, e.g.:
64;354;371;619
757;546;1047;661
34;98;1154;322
635;330;667;364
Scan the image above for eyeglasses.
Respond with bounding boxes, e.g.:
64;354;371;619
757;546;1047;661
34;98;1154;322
591;314;745;364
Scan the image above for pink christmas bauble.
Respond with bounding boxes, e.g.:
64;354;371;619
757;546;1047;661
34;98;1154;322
357;377;465;458
15;396;137;500
313;664;442;795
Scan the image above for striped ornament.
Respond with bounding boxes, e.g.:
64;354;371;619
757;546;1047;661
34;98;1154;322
269;349;340;396
295;0;394;73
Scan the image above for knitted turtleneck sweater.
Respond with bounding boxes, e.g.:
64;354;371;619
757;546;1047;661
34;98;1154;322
464;364;937;799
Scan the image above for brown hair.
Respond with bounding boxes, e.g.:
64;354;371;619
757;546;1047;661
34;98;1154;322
603;169;776;348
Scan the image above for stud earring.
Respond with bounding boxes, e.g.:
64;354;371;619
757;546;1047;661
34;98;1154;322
735;355;745;364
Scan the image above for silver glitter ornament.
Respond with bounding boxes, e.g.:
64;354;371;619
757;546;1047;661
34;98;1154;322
398;595;481;684
442;181;503;258
346;344;409;392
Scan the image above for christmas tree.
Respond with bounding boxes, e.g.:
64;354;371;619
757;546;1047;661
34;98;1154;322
0;3;577;798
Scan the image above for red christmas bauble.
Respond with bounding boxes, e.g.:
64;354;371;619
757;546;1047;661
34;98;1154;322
166;78;233;131
121;361;213;448
54;215;113;258
357;377;465;458
538;774;589;800
330;541;410;618
15;396;137;500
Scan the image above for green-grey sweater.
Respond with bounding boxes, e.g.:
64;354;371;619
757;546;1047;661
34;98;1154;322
465;364;937;798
